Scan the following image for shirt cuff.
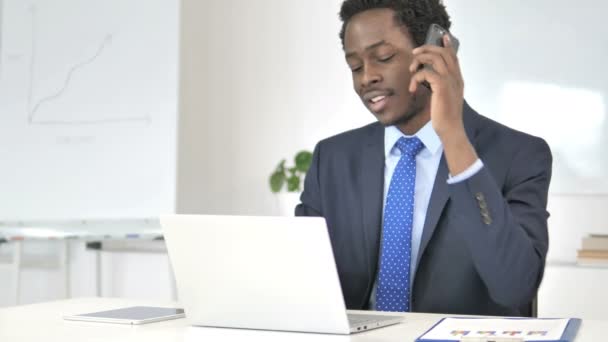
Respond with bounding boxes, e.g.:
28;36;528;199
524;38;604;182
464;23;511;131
447;159;484;184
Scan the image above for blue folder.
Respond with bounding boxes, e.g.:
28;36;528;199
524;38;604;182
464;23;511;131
416;317;582;342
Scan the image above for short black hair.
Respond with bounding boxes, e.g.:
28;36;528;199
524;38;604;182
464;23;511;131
339;0;452;48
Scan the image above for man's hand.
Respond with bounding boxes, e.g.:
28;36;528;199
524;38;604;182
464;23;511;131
408;35;478;176
408;34;464;137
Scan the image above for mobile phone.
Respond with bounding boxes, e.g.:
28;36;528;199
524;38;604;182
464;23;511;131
419;24;460;90
424;23;459;52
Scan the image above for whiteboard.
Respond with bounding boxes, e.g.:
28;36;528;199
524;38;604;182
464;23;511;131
449;0;608;194
0;0;178;220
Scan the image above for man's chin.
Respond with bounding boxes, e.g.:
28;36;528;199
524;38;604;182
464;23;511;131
375;115;396;127
375;110;420;127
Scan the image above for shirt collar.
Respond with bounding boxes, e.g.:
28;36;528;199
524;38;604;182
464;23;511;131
384;121;443;158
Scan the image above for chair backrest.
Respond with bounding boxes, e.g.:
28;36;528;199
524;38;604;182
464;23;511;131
531;296;538;317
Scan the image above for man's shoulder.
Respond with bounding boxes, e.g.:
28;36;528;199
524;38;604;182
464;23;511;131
468;110;552;173
471;110;549;150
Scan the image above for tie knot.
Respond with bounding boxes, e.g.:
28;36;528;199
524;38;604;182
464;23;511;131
395;136;424;157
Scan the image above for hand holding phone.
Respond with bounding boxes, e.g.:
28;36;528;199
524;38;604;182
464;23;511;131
419;24;459;90
424;23;459;53
409;23;465;140
412;24;475;178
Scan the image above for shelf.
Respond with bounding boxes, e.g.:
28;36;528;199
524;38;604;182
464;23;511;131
546;260;608;269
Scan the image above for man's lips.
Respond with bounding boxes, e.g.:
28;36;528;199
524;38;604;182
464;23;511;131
369;95;390;113
363;89;392;102
363;90;393;113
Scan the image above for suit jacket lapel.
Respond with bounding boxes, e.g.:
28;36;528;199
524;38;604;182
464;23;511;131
360;123;385;287
417;156;449;266
416;101;479;266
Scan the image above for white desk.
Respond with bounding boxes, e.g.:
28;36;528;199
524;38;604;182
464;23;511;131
0;298;603;342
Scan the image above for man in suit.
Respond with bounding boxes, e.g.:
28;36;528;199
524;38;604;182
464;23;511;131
296;0;552;317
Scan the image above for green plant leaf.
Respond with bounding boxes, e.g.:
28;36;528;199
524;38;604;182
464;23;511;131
270;172;285;193
287;175;300;192
295;151;313;172
276;159;286;173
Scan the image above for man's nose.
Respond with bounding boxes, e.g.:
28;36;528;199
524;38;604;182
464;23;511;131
360;65;382;88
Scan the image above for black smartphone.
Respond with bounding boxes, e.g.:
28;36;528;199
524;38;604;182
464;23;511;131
424;23;459;52
419;24;460;90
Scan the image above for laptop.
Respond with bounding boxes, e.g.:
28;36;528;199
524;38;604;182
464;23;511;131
160;214;403;334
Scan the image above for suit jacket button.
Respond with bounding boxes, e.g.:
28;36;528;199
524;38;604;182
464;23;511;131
482;212;492;225
479;200;488;210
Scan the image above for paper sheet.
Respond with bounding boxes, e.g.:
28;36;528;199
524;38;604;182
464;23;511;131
419;317;570;341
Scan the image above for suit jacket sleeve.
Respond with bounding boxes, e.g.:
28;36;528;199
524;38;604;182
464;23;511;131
295;142;323;217
448;136;552;308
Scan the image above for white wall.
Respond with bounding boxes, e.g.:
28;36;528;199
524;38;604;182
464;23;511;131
546;194;608;261
539;263;608;320
176;0;373;216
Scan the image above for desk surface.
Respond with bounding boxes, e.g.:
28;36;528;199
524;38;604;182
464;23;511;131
0;298;603;342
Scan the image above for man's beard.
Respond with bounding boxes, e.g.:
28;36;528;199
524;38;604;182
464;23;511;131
384;92;427;127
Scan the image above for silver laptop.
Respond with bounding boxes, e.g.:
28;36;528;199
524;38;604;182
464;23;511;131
161;214;403;334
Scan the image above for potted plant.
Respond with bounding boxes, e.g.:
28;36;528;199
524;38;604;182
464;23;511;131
269;150;312;216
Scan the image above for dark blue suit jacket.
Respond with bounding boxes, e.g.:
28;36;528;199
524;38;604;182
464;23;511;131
296;102;552;316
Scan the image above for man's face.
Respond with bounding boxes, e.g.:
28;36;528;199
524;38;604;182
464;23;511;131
344;8;428;127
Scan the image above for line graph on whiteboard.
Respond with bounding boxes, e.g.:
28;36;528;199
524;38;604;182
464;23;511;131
25;4;151;126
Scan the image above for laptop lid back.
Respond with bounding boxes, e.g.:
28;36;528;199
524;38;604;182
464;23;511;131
161;214;351;334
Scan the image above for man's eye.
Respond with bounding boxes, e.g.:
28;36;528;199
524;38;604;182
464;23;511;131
350;66;362;73
378;55;395;62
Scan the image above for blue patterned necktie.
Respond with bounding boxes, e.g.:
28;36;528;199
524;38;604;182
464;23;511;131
376;136;424;312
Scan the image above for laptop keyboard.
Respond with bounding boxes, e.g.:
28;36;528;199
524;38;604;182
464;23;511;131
347;313;396;326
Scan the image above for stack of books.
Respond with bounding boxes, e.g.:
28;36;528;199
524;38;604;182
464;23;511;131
577;234;608;266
